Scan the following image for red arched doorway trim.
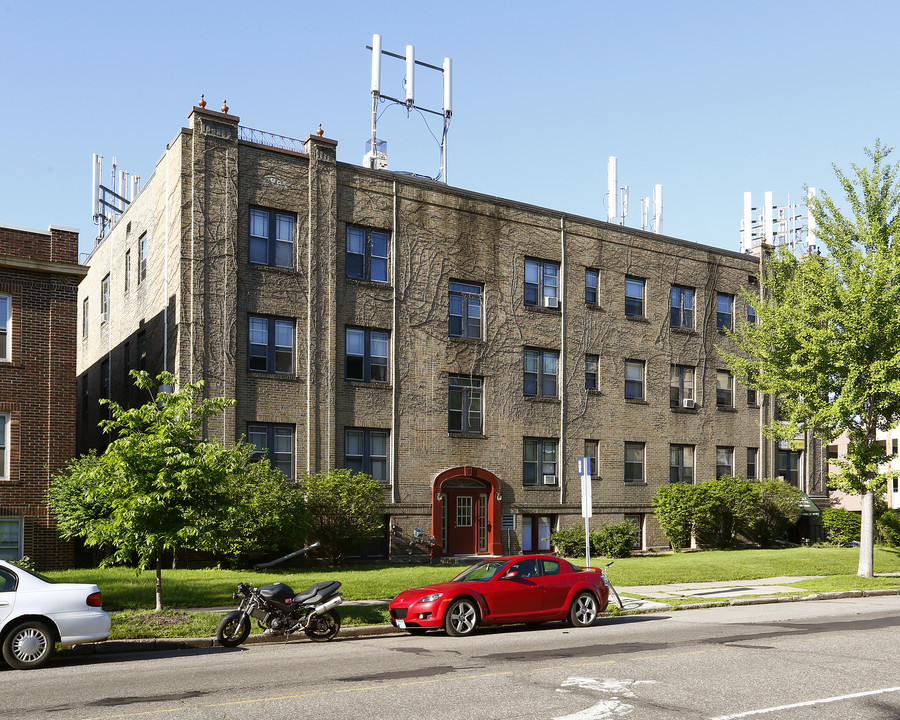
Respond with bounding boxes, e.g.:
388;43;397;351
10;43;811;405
431;466;503;557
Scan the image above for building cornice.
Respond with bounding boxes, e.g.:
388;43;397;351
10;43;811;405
0;254;89;279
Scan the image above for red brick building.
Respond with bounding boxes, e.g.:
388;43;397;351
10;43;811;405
0;223;86;568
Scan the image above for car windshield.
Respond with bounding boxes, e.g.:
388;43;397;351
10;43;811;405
452;560;508;583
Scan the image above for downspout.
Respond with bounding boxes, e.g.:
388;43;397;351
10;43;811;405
392;180;400;504
559;216;566;505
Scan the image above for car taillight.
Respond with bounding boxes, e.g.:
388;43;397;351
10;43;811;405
86;591;103;607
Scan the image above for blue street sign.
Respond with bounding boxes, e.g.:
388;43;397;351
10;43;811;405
577;456;592;477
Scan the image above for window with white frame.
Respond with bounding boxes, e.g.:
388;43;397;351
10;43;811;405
522;515;554;552
584;439;599;478
0;414;8;480
448;281;483;339
449;375;483;434
716;446;734;479
717;370;734;407
124;250;131;293
747;447;759;480
585;354;599;390
585;268;599;305
624;514;644;549
625;359;645;400
0;295;9;361
345;327;389;383
670;285;694;329
716;292;733;331
523;438;557;486
345;428;389;483
670;444;694;484
346;226;389;283
248;423;295;479
625;276;645;317
248;315;294;374
524;258;559;308
0;517;23;561
524;348;558;397
250;207;296;269
670;365;695;408
138;233;148;283
625;442;645;483
82;297;89;338
101;274;110;324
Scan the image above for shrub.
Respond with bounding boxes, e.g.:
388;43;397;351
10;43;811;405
593;522;638;558
693;475;763;549
877;509;900;546
550;523;589;557
750;479;803;547
821;507;862;545
652;482;699;550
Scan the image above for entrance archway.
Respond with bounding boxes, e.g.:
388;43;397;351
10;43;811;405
432;466;502;557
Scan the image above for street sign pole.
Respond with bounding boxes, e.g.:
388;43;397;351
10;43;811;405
577;456;593;567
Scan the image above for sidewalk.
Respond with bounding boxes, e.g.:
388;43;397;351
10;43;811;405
70;576;900;657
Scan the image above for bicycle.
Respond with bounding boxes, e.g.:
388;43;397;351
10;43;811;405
603;561;624;609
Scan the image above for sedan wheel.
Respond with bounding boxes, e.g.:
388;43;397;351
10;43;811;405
569;592;599;627
444;598;479;637
2;620;54;670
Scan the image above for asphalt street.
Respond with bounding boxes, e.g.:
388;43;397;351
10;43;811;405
4;595;900;719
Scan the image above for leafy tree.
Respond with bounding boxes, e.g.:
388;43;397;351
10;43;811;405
693;475;763;549
821;507;862;545
295;468;386;565
651;482;698;551
723;142;900;577
48;371;307;609
750;479;803;548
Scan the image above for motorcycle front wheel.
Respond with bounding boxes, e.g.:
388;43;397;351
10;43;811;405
304;609;341;641
216;611;251;647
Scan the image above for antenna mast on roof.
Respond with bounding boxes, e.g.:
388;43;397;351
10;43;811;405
365;33;453;183
91;153;140;245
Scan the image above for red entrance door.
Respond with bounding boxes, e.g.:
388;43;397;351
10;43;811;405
447;492;477;554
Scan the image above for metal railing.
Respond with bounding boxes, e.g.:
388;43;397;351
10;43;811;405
237;126;307;154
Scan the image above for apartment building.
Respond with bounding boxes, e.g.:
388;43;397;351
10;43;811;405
0;223;86;568
77;103;827;559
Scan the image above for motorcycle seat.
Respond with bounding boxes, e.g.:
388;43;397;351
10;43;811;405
293;580;341;604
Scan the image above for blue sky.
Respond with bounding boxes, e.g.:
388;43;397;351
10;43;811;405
1;0;896;259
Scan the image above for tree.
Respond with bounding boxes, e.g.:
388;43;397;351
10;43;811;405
723;141;900;577
751;479;803;548
651;482;698;551
295;468;386;565
693;476;763;549
48;371;308;608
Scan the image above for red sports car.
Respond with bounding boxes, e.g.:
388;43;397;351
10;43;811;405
389;555;611;637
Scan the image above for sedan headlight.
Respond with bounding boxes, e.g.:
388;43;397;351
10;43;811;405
415;593;443;604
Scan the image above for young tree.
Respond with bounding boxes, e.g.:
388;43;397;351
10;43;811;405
723;142;900;577
48;371;308;608
296;468;386;565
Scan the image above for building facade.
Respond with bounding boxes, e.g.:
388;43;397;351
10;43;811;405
1;223;86;568
77;104;827;559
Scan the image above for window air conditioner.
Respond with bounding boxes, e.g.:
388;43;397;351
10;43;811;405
543;296;559;309
543;474;557;485
683;398;695;408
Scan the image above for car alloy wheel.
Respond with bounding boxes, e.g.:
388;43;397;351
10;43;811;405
444;598;478;637
569;591;599;627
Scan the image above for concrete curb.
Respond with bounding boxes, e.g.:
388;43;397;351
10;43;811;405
70;587;900;657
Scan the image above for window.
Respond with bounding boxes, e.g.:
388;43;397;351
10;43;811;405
0;295;9;361
248;423;294;479
777;449;800;486
747;386;758;406
670;444;694;484
82;297;89;338
585;354;599;390
248;316;294;374
625;359;645;400
747;447;759;480
717;370;734;407
0;414;7;480
523;438;557;486
716;293;733;331
625;442;645;483
670;285;694;329
101;274;110;323
137;332;147;371
747;302;757;324
670;365;695;408
0;518;23;561
346;226;389;282
249;208;295;268
625;276;645;317
449;375;483;434
345;428;389;483
448;281;482;339
524;258;559;308
524;348;558;397
716;446;734;479
345;328;389;383
584;440;599;478
124;250;131;293
585;269;599;305
138;233;147;283
101;359;110;401
624;514;643;549
522;515;554;552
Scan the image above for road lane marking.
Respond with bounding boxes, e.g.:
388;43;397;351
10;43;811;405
709;686;900;719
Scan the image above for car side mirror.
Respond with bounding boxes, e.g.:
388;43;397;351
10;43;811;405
503;570;519;579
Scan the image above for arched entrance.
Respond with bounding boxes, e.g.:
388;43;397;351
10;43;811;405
432;466;502;557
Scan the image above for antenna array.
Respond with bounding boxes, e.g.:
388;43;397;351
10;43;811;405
365;34;453;182
91;153;140;245
740;189;816;257
607;157;663;233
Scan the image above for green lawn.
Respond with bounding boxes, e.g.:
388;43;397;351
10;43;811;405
43;546;900;639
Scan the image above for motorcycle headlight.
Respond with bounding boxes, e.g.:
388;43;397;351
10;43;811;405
416;593;443;604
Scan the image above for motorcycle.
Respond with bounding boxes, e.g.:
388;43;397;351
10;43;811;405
216;544;344;647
